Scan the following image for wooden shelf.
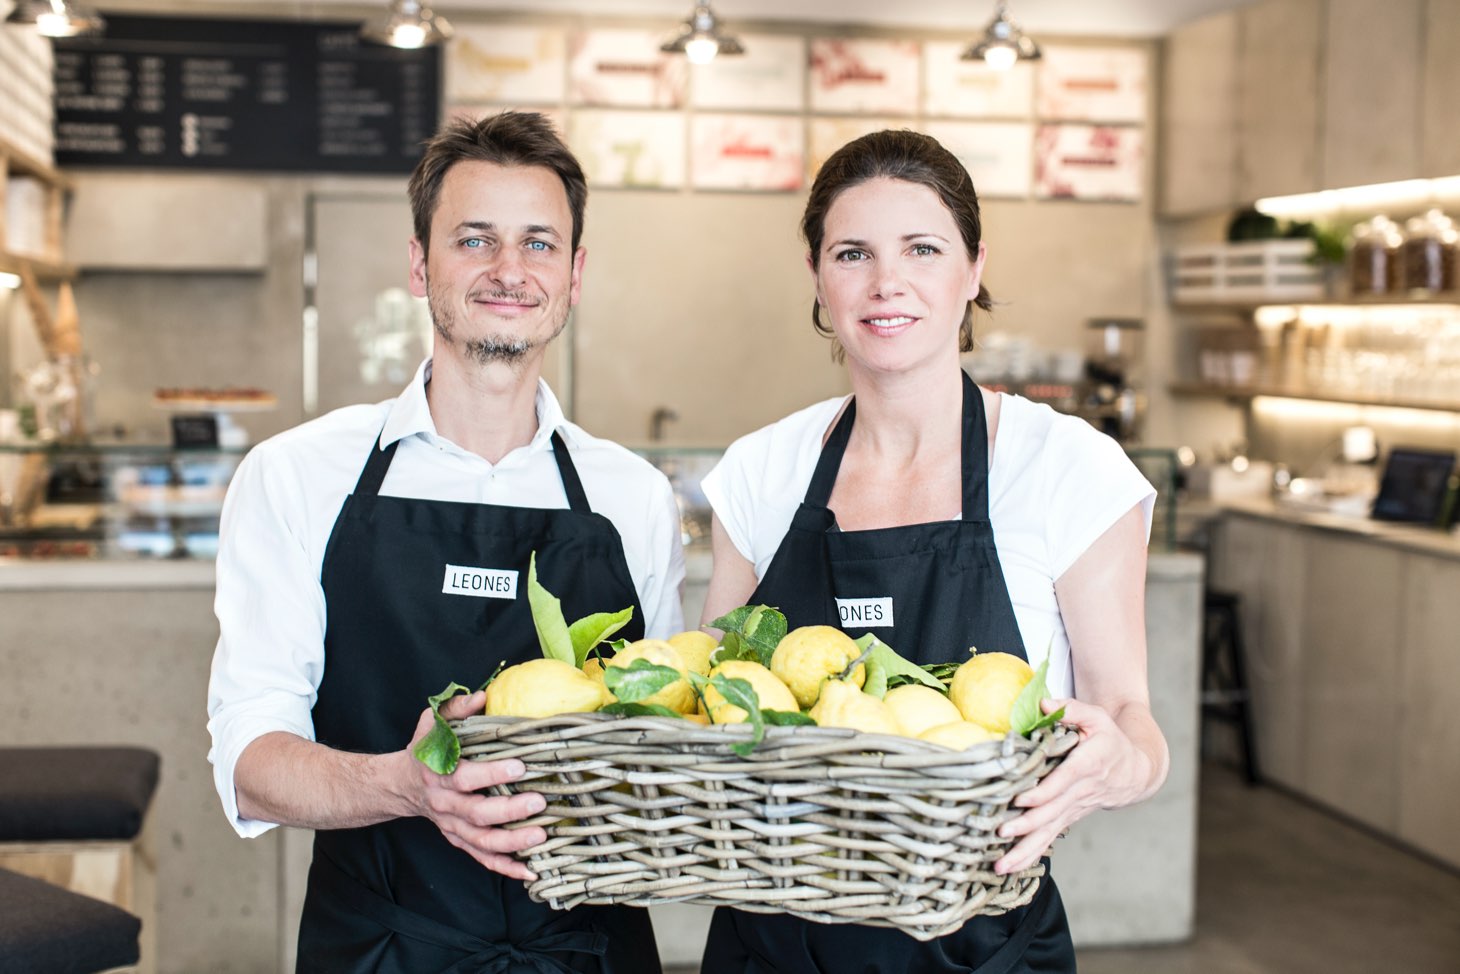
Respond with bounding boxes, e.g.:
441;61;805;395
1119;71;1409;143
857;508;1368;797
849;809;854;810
0;250;77;283
1168;382;1460;414
1174;295;1460;313
0;138;71;191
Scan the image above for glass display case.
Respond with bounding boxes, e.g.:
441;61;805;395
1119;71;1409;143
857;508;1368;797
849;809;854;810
0;442;245;559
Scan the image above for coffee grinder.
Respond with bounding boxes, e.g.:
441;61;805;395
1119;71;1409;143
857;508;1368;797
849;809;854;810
1082;317;1145;443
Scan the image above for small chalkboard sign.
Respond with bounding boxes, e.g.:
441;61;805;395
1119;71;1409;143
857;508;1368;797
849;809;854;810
171;413;220;449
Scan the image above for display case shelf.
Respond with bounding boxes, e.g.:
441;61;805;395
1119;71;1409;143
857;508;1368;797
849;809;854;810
1168;382;1460;414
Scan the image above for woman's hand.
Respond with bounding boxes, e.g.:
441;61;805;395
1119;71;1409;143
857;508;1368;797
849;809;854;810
992;696;1155;876
401;690;548;881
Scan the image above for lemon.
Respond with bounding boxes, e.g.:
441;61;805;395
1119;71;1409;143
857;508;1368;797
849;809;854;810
681;712;710;726
948;651;1034;735
807;680;903;736
701;660;798;724
485;658;611;718
667;630;717;676
770;625;864;709
582;656;607;686
883;684;962;739
607;639;696;713
918;720;1003;750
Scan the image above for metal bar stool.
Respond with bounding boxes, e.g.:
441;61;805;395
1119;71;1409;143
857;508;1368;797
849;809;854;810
0;747;159;973
1201;590;1261;785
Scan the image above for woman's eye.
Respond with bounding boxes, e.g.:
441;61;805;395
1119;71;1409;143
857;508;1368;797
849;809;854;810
834;249;867;262
912;243;940;256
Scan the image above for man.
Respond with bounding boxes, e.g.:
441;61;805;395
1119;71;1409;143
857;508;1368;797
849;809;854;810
207;111;684;972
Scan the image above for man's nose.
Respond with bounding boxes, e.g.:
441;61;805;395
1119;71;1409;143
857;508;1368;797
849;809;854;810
488;248;527;289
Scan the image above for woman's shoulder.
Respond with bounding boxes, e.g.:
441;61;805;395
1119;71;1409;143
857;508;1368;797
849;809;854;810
995;393;1129;469
721;395;848;470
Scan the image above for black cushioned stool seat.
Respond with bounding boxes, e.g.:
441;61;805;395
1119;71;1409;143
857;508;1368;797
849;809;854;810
0;748;159;842
0;866;140;973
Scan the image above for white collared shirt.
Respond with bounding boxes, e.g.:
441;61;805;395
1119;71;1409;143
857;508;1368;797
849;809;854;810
206;359;686;836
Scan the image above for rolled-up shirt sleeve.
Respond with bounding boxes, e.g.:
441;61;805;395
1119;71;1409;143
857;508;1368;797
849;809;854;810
206;443;330;838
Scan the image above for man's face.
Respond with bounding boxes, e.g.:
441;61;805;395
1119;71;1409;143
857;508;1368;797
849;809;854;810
409;160;584;369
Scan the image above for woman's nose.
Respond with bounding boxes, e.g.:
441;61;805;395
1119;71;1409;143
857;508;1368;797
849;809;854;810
871;263;906;299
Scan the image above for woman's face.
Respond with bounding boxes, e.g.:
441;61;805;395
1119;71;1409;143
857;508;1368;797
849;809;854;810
812;176;985;376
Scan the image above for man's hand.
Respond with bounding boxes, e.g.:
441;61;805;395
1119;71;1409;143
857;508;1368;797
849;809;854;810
402;690;548;880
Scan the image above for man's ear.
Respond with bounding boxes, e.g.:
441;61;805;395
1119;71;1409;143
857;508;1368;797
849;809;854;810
408;237;428;298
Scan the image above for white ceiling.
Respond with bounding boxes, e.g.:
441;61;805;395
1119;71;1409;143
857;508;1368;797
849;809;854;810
164;0;1259;39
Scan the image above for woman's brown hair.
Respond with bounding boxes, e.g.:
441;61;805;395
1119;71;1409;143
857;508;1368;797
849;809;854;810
801;129;992;361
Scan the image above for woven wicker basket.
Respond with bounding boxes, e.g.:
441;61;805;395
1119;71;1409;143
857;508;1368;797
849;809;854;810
454;713;1078;942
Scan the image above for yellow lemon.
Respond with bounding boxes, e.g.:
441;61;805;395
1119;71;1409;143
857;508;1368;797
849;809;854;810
770;625;864;709
667;630;718;676
807;680;903;736
582;656;607;686
883;684;963;739
607;639;696;713
485;658;611;718
702;660;798;724
948;652;1035;735
918;720;1004;751
681;712;710;726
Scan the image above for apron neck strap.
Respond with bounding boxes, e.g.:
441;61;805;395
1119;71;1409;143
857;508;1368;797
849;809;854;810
550;431;592;514
801;371;992;520
349;429;593;515
353;436;398;498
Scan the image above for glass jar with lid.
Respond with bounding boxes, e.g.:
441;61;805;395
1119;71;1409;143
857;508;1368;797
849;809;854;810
1349;215;1404;295
1403;208;1455;294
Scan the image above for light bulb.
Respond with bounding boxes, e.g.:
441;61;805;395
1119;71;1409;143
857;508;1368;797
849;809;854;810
389;22;427;48
982;44;1018;71
684;36;719;64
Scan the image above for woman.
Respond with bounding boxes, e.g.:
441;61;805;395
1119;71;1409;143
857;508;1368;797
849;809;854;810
696;130;1169;972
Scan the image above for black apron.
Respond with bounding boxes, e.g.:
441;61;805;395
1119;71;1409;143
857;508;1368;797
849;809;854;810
701;372;1077;974
296;428;662;974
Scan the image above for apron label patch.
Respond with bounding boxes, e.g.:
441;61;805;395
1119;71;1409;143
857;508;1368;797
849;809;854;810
442;565;519;600
836;597;894;627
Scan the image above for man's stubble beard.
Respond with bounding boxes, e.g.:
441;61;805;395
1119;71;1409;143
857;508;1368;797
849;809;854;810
427;273;570;370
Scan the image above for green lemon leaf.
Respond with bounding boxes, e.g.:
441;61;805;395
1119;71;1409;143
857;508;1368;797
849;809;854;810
691;672;766;756
603;658;681;704
527;552;574;665
763;709;816;726
601;701;684;719
710;604;787;667
568;607;635;667
853;634;945;691
1010;656;1054;738
862;658;889;699
413;681;471;775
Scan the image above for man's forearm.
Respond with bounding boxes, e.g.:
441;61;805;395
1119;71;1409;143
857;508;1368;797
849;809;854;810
234;731;418;830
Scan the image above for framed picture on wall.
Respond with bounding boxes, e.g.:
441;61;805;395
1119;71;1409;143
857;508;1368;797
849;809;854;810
1035;45;1147;123
807;115;907;180
569;28;687;108
923;121;1033;199
922;41;1034;118
808;38;920;115
445;25;566;105
1033;124;1144;201
569;110;686;188
691;114;804;191
691;33;806;112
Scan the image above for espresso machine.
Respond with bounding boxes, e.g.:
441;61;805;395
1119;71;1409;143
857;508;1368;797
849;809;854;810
1080;317;1145;444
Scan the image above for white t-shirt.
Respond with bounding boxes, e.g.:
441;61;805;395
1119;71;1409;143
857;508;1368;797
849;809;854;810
700;393;1155;699
207;359;685;837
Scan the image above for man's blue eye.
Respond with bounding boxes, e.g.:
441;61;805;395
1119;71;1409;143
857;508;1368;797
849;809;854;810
527;240;549;251
463;239;483;248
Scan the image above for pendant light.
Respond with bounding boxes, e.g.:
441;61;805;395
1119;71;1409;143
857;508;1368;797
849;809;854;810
961;0;1042;71
660;2;744;65
4;0;104;38
360;0;452;50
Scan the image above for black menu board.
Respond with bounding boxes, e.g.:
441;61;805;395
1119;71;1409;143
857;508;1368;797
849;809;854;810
52;14;441;173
